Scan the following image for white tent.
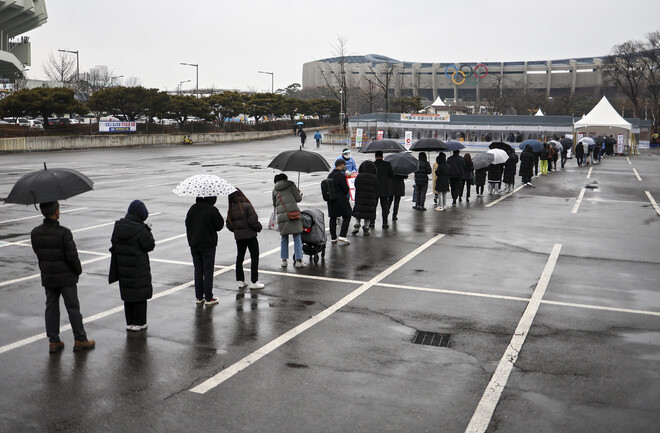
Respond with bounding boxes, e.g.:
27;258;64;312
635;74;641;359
534;108;544;116
574;96;632;153
431;96;447;107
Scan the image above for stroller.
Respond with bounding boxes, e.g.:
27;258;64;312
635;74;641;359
301;209;326;264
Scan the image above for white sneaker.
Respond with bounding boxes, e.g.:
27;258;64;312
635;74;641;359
294;259;306;268
435;207;444;211
281;259;287;268
249;281;265;290
338;237;351;245
126;325;135;331
134;324;148;331
238;281;248;289
331;239;337;244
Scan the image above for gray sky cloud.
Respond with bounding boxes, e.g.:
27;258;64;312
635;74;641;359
24;0;660;92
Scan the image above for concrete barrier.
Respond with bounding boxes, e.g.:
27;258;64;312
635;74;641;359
0;129;291;153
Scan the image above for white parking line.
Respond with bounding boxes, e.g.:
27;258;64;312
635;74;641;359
485;185;525;208
626;156;632;165
189;234;446;394
586;166;593;179
645;191;660;216
633;168;642;181
571;188;586;214
465;243;562;433
0;207;88;225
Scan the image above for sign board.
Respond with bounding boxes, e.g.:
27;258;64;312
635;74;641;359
355;128;363;148
377;130;384;140
347;176;356;203
577;132;584;141
400;113;450;122
404;131;413;150
100;121;136;132
617;133;625;154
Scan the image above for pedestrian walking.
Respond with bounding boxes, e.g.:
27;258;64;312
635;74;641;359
519;146;535;186
474;166;487;197
273;173;306;266
336;148;357;174
434;153;451;211
110;200;155;332
551;144;559;171
227;189;264;290
314;130;322;148
488;163;503;195
390;174;406;221
186;196;224;305
575;142;585;167
447;150;467;206
327;159;352;243
547;144;555;173
374;150;394;228
561;146;569;168
462;153;474;202
539;143;550;175
503;152;519;192
300;129;307;147
31;201;95;353
413;152;432;211
352;161;378;236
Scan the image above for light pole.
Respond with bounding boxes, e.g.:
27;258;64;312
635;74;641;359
111;75;124;86
178;79;191;95
258;70;274;93
339;89;344;131
58;49;79;82
180;62;198;97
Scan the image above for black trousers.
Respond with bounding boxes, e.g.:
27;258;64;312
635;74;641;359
534;156;539;175
236;237;259;283
390;196;401;218
476;184;485;195
415;182;428;208
461;180;471;199
561;153;567;167
45;285;87;343
449;177;462;202
124;301;147;326
191;248;216;301
576;155;584;166
378;196;391;222
330;216;351;239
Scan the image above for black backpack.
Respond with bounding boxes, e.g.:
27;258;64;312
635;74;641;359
321;178;336;202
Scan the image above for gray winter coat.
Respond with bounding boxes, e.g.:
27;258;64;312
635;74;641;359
272;180;303;236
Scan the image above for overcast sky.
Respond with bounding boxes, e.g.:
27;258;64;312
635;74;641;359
24;0;660;92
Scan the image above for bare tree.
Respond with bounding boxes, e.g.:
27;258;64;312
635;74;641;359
358;77;382;113
368;61;398;113
316;35;350;125
125;76;142;87
43;51;76;83
604;40;645;117
640;30;660;128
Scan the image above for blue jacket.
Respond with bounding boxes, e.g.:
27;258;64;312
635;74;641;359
314;132;322;140
336;156;357;174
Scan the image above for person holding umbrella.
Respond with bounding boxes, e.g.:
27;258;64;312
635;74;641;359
461;153;474;203
31;201;95;353
390;174;406;221
227;189;264;289
352;161;378;236
373;150;394;228
519;146;535;187
327;159;352;244
488;163;503;195
575;141;585;167
413;152;432;211
273;173;306;266
503;151;519;193
110;200;155;332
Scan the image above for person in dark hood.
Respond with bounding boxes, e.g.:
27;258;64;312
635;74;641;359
413;152;432;210
186;196;224;305
352;160;378;236
227;189;264;289
373;150;394;228
447;150;467;206
300;129;307;147
519;146;535;187
110;200;155;331
503;151;519;193
434;153;450;211
31;201;95;353
327;159;352;243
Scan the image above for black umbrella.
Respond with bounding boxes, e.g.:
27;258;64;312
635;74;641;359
444;141;466;151
594;136;606;145
358;139;405;153
267;148;331;186
384;152;419;176
5;163;94;205
488;142;514;153
560;137;573;148
410;138;447;152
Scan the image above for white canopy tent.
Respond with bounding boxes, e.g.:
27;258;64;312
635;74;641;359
574;96;633;152
431;96;447;107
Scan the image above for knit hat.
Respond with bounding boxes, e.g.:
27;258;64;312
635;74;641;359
127;200;149;222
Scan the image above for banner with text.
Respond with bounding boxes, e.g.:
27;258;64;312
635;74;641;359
404;131;413;150
355;128;363;148
400;113;450;122
100;121;137;132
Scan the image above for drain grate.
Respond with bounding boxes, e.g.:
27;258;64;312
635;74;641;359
412;331;450;347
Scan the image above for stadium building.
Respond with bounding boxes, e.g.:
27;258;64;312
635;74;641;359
0;0;48;83
303;54;614;106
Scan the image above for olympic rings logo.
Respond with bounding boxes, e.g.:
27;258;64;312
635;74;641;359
443;64;489;85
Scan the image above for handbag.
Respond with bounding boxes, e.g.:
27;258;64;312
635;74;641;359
276;191;301;220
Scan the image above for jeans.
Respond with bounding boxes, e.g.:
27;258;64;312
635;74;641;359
124;301;147;326
437;191;447;208
449;177;461;202
191;248;216;301
329;217;350;240
415;182;428;208
353;218;372;228
281;233;303;260
45;285;87;343
390;196;401;218
378;196;391;222
236;237;259;283
488;182;500;194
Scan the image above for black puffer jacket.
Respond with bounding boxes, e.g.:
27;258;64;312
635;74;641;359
414;153;432;184
447;154;467;179
353;161;379;220
185;197;224;250
391;175;406;197
31;218;82;288
488;164;504;182
434;161;451;192
474;167;488;186
327;169;352;218
110;213;155;302
226;193;262;241
374;159;394;197
519;148;535;178
503;154;519;184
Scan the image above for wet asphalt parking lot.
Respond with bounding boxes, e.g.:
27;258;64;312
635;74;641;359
1;135;659;432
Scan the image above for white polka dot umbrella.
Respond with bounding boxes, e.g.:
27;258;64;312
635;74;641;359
172;174;237;197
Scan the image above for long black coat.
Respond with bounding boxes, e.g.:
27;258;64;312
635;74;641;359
488;164;503;182
391;175;406;197
226;195;262;241
374;159;394;197
447;154;467;179
434;162;451;192
327;169;352;218
110;214;155;302
31;218;82;288
353;172;378;220
414;160;432;184
474;167;488;186
519;150;535;178
503;154;519;184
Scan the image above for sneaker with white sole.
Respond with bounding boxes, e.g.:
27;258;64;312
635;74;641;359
249;281;265;290
238;281;248;289
281;259;287;268
337;237;351;245
294;259;306;268
205;298;219;306
126;325;136;331
195;298;205;305
134;324;148;331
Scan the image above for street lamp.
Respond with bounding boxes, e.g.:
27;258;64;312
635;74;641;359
339;89;344;130
58;49;79;82
111;75;124;86
180;62;198;97
178;79;191;95
258;70;274;93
